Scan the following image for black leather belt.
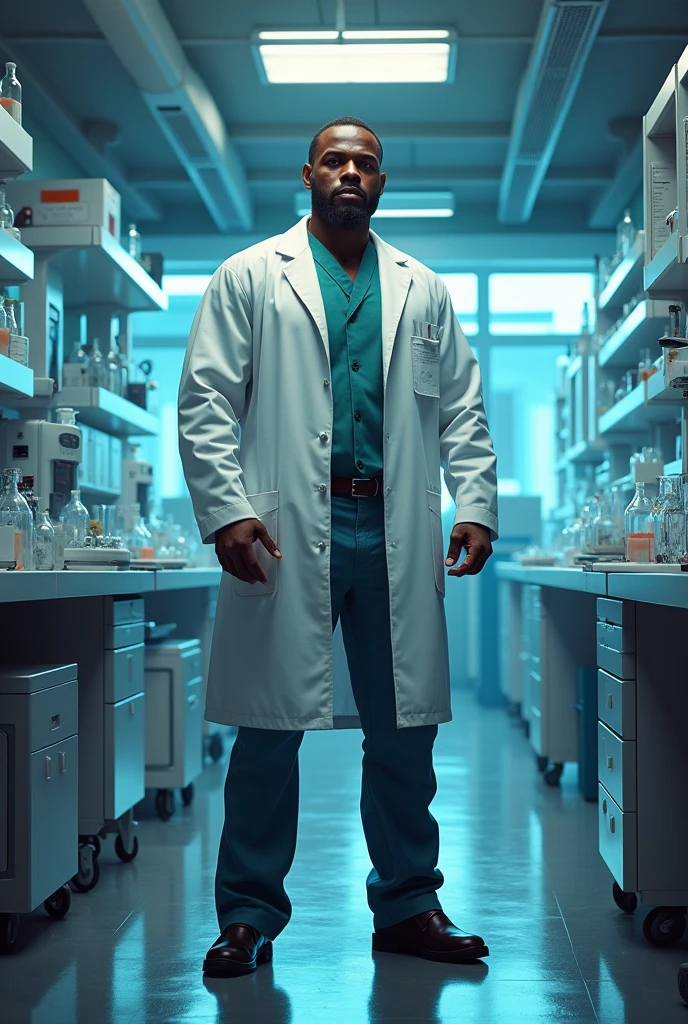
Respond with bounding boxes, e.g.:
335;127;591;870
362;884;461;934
331;475;383;498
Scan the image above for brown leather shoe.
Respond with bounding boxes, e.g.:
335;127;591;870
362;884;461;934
373;910;489;963
203;923;273;977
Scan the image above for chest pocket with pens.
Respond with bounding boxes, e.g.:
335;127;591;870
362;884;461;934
411;320;443;398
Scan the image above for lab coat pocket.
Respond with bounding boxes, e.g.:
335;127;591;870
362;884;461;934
412;337;440;398
233;491;280;597
427;489;445;596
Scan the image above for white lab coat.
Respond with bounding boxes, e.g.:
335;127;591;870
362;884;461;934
178;217;498;730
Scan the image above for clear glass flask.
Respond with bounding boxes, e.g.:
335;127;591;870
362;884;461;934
0;63;22;124
0;468;34;569
3;298;18;334
62;341;90;387
592;492;619;549
59;489;89;548
652;477;671;562
34;511;55;570
127;503;154;558
0;180;15;234
87;338;106;387
665;475;688;563
624;482;655;562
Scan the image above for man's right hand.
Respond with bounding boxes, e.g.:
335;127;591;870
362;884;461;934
215;519;282;585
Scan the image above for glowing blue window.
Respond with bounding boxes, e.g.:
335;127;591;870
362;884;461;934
489;273;595;335
438;273;478;336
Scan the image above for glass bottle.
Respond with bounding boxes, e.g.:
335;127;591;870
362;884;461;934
59;489;89;548
87;338;106;388
55;407;77;426
592;493;618;550
34;511;55;571
127;223;142;261
0;63;22;124
62;341;90;387
624;482;655;562
665;475;688;564
127;503;154;558
652;477;671;562
3;298;18;335
106;339;121;395
0;300;8;359
616;207;635;259
0;180;16;236
0;468;34;570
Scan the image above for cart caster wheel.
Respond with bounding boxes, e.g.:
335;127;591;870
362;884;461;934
92;835;102;857
536;755;549;773
71;843;100;893
0;913;19;953
643;907;687;947
612;882;637;914
155;788;175;821
114;834;139;863
544;763;564;786
208;733;224;762
44;884;71;920
181;783;194;806
677;963;688;1005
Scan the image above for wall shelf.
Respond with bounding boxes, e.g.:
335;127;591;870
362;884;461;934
20;225;168;313
0;353;33;398
598;300;669;369
0;108;33;179
644;233;688;296
598;234;645;311
55;387;159;437
554;441;607;472
598;372;683;436
0;229;34;283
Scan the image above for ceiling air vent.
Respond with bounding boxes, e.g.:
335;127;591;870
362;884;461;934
156;107;210;163
499;0;609;224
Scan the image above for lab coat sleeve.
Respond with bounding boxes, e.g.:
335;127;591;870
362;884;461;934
437;282;499;540
178;264;258;544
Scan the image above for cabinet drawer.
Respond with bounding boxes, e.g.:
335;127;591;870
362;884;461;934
598;670;636;739
104;692;145;821
597;643;635;681
30;734;78;906
105;597;145;628
0;730;7;874
27;680;78;753
597;598;635;630
598;722;636;811
104;644;144;704
599;784;637;893
596;620;634;654
104;621;145;650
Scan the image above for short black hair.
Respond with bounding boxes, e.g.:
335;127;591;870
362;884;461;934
308;116;383;167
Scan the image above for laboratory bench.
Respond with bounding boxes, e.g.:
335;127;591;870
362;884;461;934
0;566;221;603
496;561;688;950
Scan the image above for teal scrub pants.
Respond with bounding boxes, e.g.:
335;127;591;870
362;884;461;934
215;495;444;939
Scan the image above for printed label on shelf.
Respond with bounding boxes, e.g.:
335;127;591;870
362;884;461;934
34;202;90;226
650;163;676;258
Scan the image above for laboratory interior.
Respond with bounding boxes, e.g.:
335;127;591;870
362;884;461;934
3;1;688;1022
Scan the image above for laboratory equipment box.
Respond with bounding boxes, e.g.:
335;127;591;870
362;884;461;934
6;178;121;237
145;640;203;820
0;664;78;952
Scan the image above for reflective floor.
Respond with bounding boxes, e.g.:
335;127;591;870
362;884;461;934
3;693;688;1023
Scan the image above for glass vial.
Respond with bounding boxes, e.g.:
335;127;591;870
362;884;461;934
0;468;34;570
624;482;655;562
0;63;22;124
653;477;671;562
616;208;635;259
62;341;90;387
87;338;106;387
34;511;55;570
59;489;89;548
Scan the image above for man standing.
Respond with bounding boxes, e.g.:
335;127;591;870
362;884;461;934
178;116;498;978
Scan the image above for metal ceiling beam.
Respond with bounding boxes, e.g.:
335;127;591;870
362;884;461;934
0;36;160;221
498;0;610;224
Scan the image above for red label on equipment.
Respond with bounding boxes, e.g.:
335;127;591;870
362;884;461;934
41;189;81;203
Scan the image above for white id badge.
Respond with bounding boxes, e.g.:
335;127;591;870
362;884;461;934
412;336;440;398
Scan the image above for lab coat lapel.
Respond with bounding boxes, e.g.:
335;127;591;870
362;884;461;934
278;219;329;361
373;233;412;385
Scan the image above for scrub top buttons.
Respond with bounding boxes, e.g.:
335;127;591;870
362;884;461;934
352;361;360;372
319;432;329;442
319;483;327;493
354;412;362;422
356;460;364;470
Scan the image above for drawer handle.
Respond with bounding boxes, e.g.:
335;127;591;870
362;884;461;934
129;702;136;716
51;714;61;731
127;654;134;681
606;755;614;770
45;756;52;780
602;799;608;814
609;815;616;834
606;695;613;709
187;695;200;709
59;751;67;774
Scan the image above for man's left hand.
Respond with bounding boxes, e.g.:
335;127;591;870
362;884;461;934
445;523;493;578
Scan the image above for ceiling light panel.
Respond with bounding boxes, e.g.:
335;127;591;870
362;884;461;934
341;30;449;40
294;191;455;218
258;42;452;84
258;30;339;40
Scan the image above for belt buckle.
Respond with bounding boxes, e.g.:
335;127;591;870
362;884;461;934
352;477;377;498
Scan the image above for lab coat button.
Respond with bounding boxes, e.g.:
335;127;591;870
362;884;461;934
319;432;329;442
385;487;392;496
323;379;330;387
319;483;327;493
390;541;397;548
317;542;326;550
385;433;391;440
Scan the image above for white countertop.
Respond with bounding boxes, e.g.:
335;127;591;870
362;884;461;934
607;573;688;609
0;567;222;603
494;563;608;594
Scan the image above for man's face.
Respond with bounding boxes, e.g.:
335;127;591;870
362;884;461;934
303;124;386;229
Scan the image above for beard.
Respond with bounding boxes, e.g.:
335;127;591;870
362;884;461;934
309;178;381;229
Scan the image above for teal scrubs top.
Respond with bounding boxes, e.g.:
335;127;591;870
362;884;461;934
309;233;384;479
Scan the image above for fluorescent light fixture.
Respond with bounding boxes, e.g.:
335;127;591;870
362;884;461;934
258;30;339;40
341;29;449;40
294;191;455;219
259;42;451;84
162;274;212;296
